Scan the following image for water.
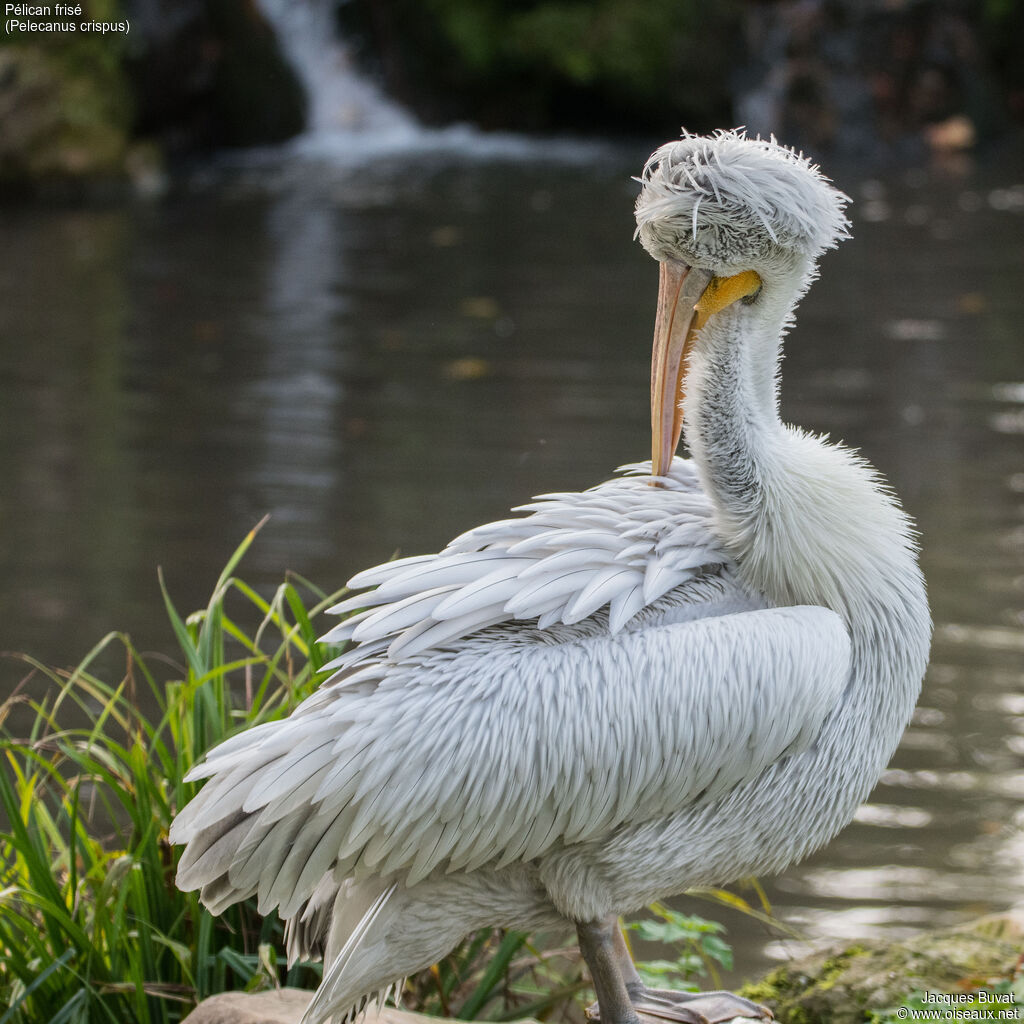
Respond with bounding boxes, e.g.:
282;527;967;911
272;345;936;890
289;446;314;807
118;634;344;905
1;140;1022;984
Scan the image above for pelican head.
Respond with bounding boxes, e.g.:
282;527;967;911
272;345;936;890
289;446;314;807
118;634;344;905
635;129;850;474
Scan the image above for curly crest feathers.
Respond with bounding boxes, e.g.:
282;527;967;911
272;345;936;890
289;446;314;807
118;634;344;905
635;129;850;270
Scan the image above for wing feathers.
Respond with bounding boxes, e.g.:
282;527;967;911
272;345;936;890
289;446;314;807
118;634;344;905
176;459;838;926
563;567;643;625
324;458;726;671
608;584;646;634
177;601;849;921
344;554;435;592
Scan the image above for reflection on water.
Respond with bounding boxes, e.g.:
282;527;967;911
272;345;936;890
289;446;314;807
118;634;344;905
0;142;1022;982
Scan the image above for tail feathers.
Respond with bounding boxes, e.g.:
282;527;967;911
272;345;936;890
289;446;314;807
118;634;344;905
301;883;399;1024
296;871;556;1024
175;805;313;916
201;875;257;916
285;872;341;966
170;764;257;844
175;783;368;921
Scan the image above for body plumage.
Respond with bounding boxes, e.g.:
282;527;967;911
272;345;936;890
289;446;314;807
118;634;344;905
171;131;931;1024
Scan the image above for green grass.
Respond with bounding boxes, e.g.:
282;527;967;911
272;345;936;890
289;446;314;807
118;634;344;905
0;527;743;1023
0;524;333;1023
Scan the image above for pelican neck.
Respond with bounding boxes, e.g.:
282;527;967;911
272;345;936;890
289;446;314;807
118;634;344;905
679;294;925;632
678;288;931;775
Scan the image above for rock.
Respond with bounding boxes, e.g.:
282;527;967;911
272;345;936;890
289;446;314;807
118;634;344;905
127;0;306;154
740;912;1024;1024
180;990;311;1024
0;0;305;192
0;44;130;190
966;903;1024;944
180;996;473;1024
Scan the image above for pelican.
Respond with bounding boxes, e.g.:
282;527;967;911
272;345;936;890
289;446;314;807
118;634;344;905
171;130;931;1024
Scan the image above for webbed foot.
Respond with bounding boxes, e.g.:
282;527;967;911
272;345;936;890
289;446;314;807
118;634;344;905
587;988;772;1024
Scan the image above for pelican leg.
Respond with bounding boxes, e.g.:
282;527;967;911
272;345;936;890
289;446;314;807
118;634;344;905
613;924;645;994
612;923;772;1024
577;918;643;1024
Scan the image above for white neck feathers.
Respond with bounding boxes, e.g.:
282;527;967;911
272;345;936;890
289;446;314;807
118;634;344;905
682;297;926;638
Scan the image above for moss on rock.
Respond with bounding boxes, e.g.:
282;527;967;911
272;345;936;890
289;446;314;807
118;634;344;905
0;41;131;189
0;0;306;193
739;916;1023;1024
0;0;132;191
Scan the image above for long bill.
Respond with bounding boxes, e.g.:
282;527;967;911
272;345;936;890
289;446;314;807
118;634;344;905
650;261;714;477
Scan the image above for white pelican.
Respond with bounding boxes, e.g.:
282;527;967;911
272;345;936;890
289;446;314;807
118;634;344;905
171;130;931;1024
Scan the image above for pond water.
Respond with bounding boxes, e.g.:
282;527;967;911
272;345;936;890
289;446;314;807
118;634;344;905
1;136;1022;984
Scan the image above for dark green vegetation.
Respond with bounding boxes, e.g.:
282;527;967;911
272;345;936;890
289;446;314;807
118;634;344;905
339;0;741;132
347;0;1024;144
0;529;739;1024
0;528;328;1022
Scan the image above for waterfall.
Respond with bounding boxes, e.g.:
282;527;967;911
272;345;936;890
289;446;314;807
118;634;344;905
255;0;419;146
253;0;605;163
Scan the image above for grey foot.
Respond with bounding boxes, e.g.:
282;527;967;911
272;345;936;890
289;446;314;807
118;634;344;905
635;988;772;1024
588;988;773;1024
586;999;702;1024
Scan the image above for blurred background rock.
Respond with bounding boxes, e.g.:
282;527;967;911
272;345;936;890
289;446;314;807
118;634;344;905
1;0;1022;193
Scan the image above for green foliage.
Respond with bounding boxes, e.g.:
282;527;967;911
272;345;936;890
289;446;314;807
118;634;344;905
403;929;589;1021
406;905;740;1019
503;2;705;100
0;525;334;1023
349;0;741;132
625;903;733;992
982;0;1019;24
